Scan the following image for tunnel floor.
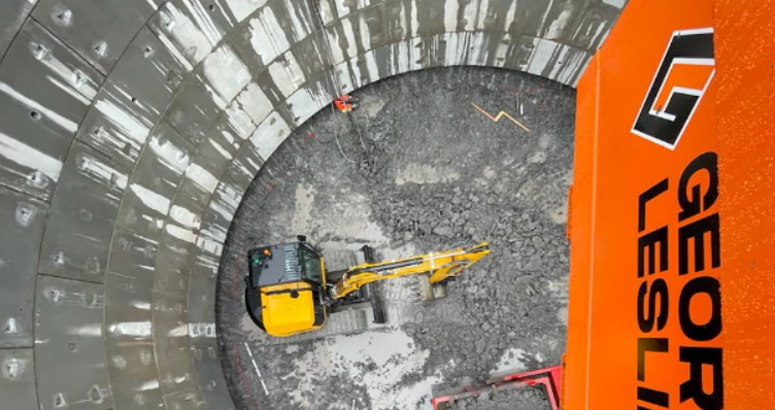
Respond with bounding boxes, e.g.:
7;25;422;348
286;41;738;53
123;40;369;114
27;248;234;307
216;67;575;410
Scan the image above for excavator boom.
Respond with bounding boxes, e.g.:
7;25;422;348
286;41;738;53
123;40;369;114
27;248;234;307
331;242;491;300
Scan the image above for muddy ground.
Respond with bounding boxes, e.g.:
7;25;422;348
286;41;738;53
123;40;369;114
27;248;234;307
216;66;575;410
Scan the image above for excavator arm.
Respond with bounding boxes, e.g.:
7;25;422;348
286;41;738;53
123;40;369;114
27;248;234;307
330;242;491;300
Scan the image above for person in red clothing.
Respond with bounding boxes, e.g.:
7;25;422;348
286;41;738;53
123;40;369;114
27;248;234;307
334;94;359;113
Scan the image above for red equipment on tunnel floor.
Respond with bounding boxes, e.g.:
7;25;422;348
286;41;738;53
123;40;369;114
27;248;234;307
430;365;562;410
334;94;359;113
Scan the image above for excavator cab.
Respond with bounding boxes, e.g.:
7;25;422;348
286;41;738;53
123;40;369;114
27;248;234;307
245;240;328;337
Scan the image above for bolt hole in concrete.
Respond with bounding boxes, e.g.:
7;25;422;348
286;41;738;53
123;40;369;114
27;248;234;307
217;67;574;410
30;110;41;121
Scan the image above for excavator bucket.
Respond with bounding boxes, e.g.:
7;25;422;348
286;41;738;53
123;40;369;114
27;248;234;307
417;274;448;302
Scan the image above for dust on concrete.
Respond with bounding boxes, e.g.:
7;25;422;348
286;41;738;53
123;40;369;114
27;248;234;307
447;385;550;410
216;67;575;410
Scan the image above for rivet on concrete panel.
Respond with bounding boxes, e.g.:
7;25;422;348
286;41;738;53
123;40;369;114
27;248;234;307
39;141;129;283
32;0;158;73
75;103;152;172
104;252;159;410
171;0;248;41
153;280;203;410
190;337;236;410
104;341;165;410
34;275;113;410
149;0;241;69
0;187;47;349
52;5;73;27
105;268;154;344
0;20;105;199
77;55;185;170
0;349;38;410
108;25;187;115
154;237;194;300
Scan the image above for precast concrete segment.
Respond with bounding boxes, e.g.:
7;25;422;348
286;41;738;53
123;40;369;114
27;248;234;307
0;1;625;409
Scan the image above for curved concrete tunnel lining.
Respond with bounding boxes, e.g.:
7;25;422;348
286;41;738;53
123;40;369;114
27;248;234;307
0;1;624;409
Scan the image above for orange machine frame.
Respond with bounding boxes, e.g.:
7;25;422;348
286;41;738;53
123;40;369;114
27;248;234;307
564;0;775;409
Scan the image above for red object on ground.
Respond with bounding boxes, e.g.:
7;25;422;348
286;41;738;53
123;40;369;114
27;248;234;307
334;94;358;113
430;365;562;410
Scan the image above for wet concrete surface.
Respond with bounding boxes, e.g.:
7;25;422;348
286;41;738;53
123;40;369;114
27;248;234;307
216;66;575;410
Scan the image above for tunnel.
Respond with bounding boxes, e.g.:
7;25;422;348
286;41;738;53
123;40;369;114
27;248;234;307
0;1;625;409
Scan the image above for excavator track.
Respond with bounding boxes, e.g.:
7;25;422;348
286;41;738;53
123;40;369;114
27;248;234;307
260;308;369;345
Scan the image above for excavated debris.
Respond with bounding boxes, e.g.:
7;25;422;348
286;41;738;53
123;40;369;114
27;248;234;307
448;385;550;410
217;67;575;410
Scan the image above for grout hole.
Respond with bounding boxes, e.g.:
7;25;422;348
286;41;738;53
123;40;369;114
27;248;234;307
208;4;215;11
30;111;42;121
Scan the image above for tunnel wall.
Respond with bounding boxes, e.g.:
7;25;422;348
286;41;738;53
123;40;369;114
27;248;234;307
0;1;623;409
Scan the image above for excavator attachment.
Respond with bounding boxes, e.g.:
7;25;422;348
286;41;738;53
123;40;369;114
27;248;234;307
416;274;448;302
331;241;490;300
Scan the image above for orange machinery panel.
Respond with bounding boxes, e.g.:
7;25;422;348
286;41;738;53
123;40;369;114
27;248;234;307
565;0;722;409
565;0;775;408
714;0;775;407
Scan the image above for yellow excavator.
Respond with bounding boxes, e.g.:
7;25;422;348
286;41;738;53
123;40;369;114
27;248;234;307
245;236;490;338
